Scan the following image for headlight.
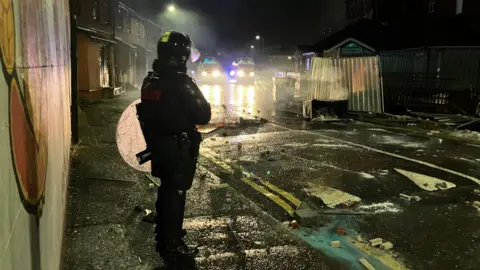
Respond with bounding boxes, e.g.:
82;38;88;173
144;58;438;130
229;70;235;76
238;70;245;77
249;72;254;77
202;71;207;76
213;70;220;77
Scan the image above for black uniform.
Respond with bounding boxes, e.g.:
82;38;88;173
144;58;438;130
136;31;211;262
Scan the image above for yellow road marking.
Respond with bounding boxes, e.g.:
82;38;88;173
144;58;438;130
240;177;295;216
200;148;296;216
201;148;301;206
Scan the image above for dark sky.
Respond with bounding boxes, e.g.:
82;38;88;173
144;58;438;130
121;0;346;50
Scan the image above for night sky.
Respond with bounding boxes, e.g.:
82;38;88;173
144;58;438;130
120;0;346;51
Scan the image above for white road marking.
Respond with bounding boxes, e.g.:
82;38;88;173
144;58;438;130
306;182;361;208
284;143;309;147
367;128;394;133
270;123;480;186
312;144;351;148
467;144;480;148
394;168;456;191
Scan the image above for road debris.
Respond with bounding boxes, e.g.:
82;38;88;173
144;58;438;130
359;258;376;270
330;240;341;248
290;220;300;229
380;242;394;250
369;238;383;247
399;193;421;202
335;227;347;235
473;201;480;212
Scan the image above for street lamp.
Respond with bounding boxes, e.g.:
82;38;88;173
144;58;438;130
256;35;261;40
168;4;176;12
250;45;255;49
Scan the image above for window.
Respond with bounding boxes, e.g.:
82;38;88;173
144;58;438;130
116;9;123;30
139;23;145;38
131;18;139;36
101;1;109;24
123;11;130;32
429;0;436;13
93;1;99;20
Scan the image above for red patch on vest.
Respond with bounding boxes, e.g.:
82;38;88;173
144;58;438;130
141;89;163;100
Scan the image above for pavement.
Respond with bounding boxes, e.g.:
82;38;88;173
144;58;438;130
62;91;344;270
63;81;480;270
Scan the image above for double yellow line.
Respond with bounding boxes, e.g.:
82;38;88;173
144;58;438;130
200;148;300;216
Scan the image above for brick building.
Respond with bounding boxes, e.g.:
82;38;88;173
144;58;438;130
71;0;161;101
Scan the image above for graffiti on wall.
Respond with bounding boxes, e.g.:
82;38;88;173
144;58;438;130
0;0;48;216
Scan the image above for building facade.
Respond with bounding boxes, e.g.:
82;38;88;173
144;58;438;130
115;3;160;90
72;0;161;101
73;0;117;101
346;0;480;26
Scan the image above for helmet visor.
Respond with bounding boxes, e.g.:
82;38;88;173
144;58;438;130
190;41;200;63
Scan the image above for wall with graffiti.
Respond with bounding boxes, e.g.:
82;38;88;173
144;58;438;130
0;0;71;269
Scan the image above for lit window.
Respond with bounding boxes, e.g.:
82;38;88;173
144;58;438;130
429;0;436;13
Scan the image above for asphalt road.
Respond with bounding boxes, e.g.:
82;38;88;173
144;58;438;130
197;81;480;270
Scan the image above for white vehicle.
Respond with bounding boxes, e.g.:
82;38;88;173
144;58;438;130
229;58;255;83
197;58;225;82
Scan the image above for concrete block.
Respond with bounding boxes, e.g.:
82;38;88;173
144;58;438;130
294;208;323;227
369;238;383;247
330;240;341;248
380;241;393;250
296;201;312;211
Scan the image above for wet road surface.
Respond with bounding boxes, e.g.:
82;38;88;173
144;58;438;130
65;82;480;270
197;82;480;269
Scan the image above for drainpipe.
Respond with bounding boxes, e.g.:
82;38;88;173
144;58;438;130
70;0;79;144
110;0;116;90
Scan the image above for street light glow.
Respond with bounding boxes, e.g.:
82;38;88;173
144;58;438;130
250;45;254;49
256;35;261;40
168;4;176;12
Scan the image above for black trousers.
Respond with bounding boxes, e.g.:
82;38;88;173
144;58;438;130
155;183;187;246
152;152;198;249
149;133;200;248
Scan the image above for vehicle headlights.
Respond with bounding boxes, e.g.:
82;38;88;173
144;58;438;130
238;70;245;77
229;70;235;76
213;70;220;77
202;71;207;76
249;72;255;77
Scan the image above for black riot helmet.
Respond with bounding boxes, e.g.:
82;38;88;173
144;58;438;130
156;31;192;69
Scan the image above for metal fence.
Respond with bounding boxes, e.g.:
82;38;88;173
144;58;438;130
380;47;480;115
305;56;384;113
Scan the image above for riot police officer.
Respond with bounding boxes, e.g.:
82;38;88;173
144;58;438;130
136;31;211;265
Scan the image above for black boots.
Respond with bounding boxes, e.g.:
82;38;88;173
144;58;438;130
156;239;199;257
157;240;199;269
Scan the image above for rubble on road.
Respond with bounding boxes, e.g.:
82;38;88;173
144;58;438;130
399;193;421;202
330;240;341;248
335;227;347;235
380;242;393;250
369;238;383;247
359;258;376;270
